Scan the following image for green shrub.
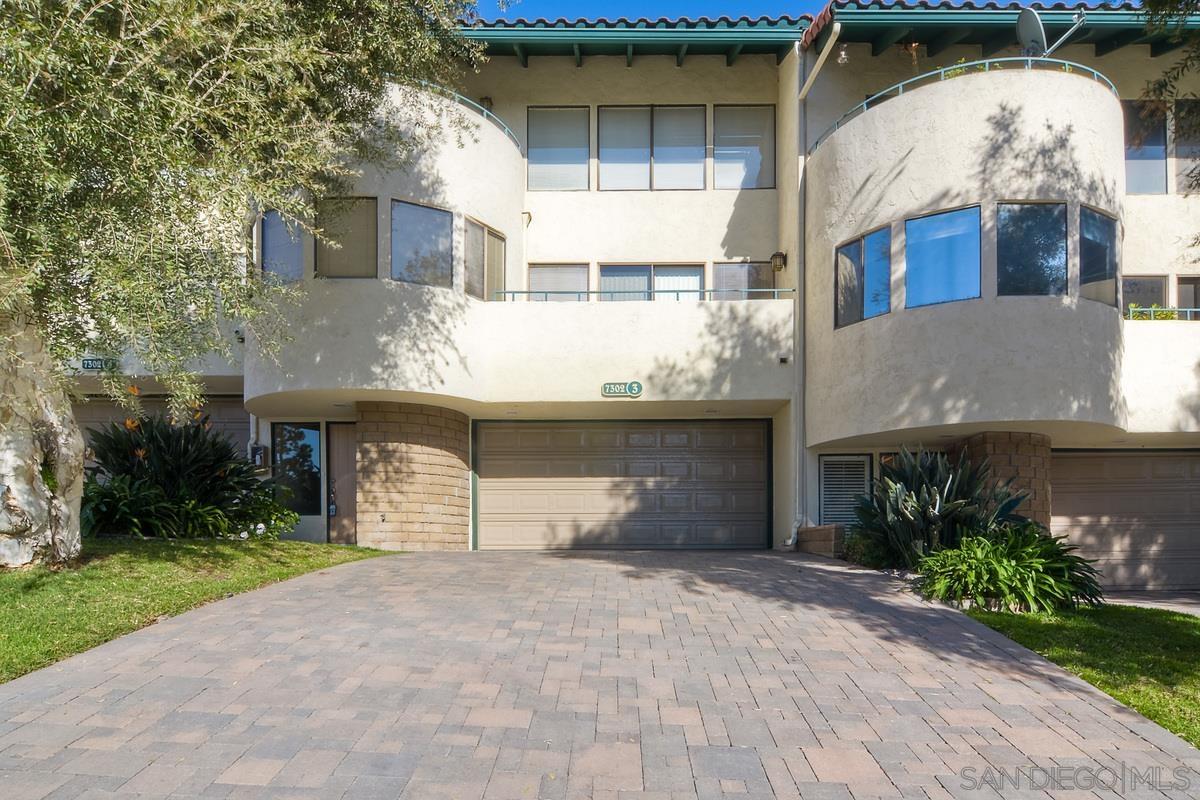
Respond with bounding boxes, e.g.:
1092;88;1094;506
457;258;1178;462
848;448;1026;569
83;414;294;540
842;531;893;569
917;522;1104;612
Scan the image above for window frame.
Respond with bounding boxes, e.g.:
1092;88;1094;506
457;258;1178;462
712;104;777;190
903;204;983;310
527;263;591;302
1121;274;1168;313
995;200;1068;298
1079;204;1120;308
818;454;872;526
596;104;707;192
833;224;892;329
314;196;378;280
388;198;454;289
1177;275;1200;316
597;262;706;302
464;215;506;301
259;209;305;283
1122;100;1168;196
712;261;776;300
526;105;591;192
270;421;323;517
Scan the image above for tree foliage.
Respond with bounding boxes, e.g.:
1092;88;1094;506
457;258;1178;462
0;0;481;410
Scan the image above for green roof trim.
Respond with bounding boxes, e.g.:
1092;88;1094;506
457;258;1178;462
461;17;808;65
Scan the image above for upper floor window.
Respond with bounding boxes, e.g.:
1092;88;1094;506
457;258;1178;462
390;200;452;288
1179;277;1200;318
466;219;505;301
904;206;980;308
315;197;377;279
1122;275;1166;313
597;106;705;191
529;264;589;301
714;262;774;300
714;105;775;189
996;203;1067;296
528;107;589;191
1080;207;1118;307
1124;100;1167;195
599;264;703;301
1176;100;1200;195
261;210;303;282
835;228;891;328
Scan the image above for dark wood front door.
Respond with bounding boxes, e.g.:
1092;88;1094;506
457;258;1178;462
327;423;357;545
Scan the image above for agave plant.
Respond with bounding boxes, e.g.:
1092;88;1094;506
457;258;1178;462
849;447;1027;569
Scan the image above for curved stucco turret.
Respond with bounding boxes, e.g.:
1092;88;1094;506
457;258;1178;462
805;66;1127;446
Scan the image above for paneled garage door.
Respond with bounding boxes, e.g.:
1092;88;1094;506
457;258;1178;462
1052;451;1200;589
476;420;770;549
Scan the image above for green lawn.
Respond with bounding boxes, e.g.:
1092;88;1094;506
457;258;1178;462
970;604;1200;748
0;537;385;684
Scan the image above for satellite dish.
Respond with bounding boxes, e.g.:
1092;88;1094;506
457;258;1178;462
1015;8;1088;58
1017;8;1048;57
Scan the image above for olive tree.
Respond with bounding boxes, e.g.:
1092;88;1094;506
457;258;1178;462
0;0;479;565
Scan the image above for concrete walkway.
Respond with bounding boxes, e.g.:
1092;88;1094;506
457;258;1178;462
0;552;1196;799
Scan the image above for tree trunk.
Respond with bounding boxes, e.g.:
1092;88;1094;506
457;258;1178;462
0;316;85;567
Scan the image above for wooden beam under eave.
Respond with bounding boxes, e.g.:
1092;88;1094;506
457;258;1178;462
871;27;912;57
726;43;743;66
513;43;528;68
573;43;582;67
1094;31;1146;58
676;42;688;67
1151;38;1186;58
626;43;633;68
925;27;972;58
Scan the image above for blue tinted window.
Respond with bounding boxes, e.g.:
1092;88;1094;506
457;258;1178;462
997;203;1067;296
1080;207;1119;306
905;207;981;308
1124;101;1167;195
261;210;303;282
835;228;891;328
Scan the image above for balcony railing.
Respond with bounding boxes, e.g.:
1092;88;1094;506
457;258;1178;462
810;57;1118;154
1125;307;1200;321
494;288;796;302
419;81;522;151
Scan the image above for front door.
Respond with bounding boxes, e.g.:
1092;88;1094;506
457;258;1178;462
327;423;357;545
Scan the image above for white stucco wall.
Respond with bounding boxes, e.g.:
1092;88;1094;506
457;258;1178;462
805;69;1127;446
1122;321;1200;435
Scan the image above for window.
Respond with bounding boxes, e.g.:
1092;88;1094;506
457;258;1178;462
1122;276;1167;313
819;455;871;526
261;210;303;282
714;106;775;189
713;262;774;300
1080;207;1119;307
272;422;321;517
904;207;981;308
528;265;589;301
996;203;1067;296
465;219;506;300
1179;277;1200;319
597;106;704;190
598;265;704;301
1176;100;1200;195
528;107;589;191
315;198;377;278
835;228;891;328
390;200;452;288
1124;100;1167;195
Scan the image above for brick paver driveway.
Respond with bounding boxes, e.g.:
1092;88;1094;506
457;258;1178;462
1;552;1197;800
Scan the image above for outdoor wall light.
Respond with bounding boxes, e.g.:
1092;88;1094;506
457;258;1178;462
837;44;849;65
770;251;788;272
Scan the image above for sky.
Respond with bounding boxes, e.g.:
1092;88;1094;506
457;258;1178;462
472;0;830;21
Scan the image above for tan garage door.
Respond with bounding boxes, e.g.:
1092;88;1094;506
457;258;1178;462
476;420;770;549
74;396;252;453
1052;451;1200;589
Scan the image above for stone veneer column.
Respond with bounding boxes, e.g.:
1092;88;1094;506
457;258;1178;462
957;432;1051;526
355;402;470;551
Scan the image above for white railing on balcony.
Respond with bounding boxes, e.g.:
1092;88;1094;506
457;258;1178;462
810;57;1118;154
495;288;796;302
1125;307;1200;321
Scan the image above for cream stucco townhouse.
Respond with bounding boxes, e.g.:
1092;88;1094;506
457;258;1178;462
74;1;1200;589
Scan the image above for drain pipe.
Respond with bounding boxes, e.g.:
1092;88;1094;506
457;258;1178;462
785;22;841;549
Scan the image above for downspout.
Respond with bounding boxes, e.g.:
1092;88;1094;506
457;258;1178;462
785;21;840;548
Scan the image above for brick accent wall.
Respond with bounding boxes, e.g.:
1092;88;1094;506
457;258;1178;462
355;402;470;551
957;432;1051;525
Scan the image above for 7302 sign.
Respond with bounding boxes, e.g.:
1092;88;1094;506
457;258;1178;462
601;381;643;398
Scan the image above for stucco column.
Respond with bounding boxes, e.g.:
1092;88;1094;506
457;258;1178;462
355;402;471;551
956;432;1051;526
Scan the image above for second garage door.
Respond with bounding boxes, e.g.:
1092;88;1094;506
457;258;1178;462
476;420;770;549
1052;451;1200;589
